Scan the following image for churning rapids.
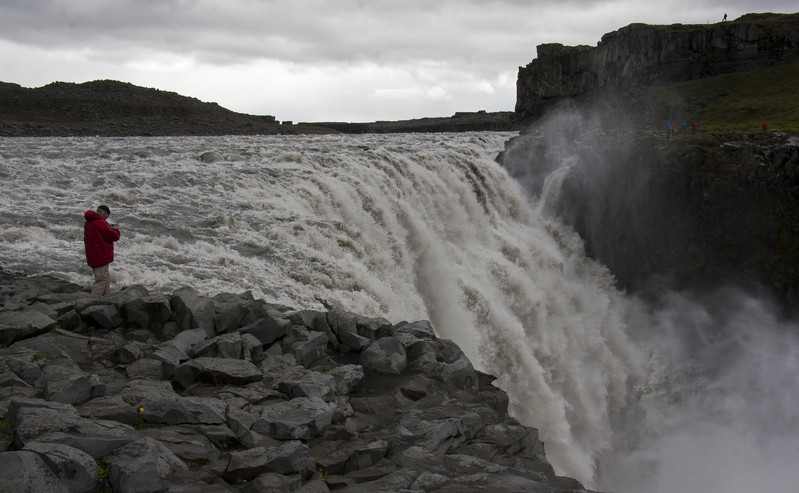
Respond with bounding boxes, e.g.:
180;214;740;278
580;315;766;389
1;132;798;492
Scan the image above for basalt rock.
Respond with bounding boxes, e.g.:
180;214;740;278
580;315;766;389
516;13;799;119
500;127;799;305
0;272;595;492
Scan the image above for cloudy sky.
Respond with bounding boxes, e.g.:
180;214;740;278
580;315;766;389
1;1;795;122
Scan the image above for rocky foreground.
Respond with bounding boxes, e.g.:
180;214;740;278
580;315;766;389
0;271;591;493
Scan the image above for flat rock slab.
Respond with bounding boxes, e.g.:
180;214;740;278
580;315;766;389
174;357;263;388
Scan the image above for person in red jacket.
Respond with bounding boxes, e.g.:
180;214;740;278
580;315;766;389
84;205;121;298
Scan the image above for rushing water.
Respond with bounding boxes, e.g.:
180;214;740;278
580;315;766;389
1;132;797;491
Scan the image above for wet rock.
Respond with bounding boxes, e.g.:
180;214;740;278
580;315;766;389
174;357;263;388
224;440;308;482
171;287;216;337
0;274;594;493
23;441;99;493
0;450;67;493
360;337;407;374
253;397;335;440
104;437;188;493
0;310;56;345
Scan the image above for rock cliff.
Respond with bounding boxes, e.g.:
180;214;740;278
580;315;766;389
0;271;592;492
516;12;799;120
499;118;799;306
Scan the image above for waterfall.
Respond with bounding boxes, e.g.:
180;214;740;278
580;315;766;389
2;131;798;491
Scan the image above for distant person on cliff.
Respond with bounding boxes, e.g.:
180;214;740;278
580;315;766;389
84;205;121;298
723;13;727;22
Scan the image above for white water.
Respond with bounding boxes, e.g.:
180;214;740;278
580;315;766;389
1;132;797;491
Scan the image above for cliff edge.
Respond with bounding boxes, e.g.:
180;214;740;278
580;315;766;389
516;12;799;120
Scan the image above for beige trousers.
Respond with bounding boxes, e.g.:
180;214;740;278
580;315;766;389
90;264;111;298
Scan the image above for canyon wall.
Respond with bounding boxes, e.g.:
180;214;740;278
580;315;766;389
516;13;799;119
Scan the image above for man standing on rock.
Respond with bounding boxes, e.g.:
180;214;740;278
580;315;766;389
84;205;121;298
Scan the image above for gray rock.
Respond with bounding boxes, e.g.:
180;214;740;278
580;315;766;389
285;326;329;367
174;357;263;388
104;437;188;493
287;309;340;349
42;366;93;404
241;332;264;363
0;368;29;387
78;394;139;426
360;337;407;374
121;294;172;330
149;340;192;377
328;365;364;395
394;320;436;339
118;341;154;364
23;441;99;493
139;395;227;426
274;367;336;401
171;328;209;357
56;309;85;332
0;450;68;493
334;468;415;492
213;298;250;334
0;310;56;345
193;332;243;359
327;308;393;343
79;304;122;330
171;287;216;337
253;397;334;440
240;472;303;493
408;339;478;392
138;426;220;464
125;358;164;379
7;398;136;457
224;441;308;481
0;353;41;386
240;314;291;346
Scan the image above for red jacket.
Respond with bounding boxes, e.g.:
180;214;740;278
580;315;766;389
84;210;121;267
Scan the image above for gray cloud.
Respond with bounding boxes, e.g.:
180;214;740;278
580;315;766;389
1;0;796;121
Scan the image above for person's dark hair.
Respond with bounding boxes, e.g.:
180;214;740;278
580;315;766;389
97;205;110;215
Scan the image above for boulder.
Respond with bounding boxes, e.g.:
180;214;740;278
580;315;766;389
42;365;93;404
284;326;329;367
23;441;99;493
104;437;188;493
224;441;308;482
253;397;334;440
174;357;263;388
274;366;337;401
239;314;291;345
171;287;216;337
193;332;244;359
121;294;172;330
0;450;67;493
138;426;220;464
360;337;407;374
138;395;227;426
0;310;56;345
78;304;122;330
328;365;364;395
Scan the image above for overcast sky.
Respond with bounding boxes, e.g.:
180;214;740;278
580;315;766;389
0;1;795;122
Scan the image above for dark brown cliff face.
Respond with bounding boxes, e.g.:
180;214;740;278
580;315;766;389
516;13;799;120
499;120;799;305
